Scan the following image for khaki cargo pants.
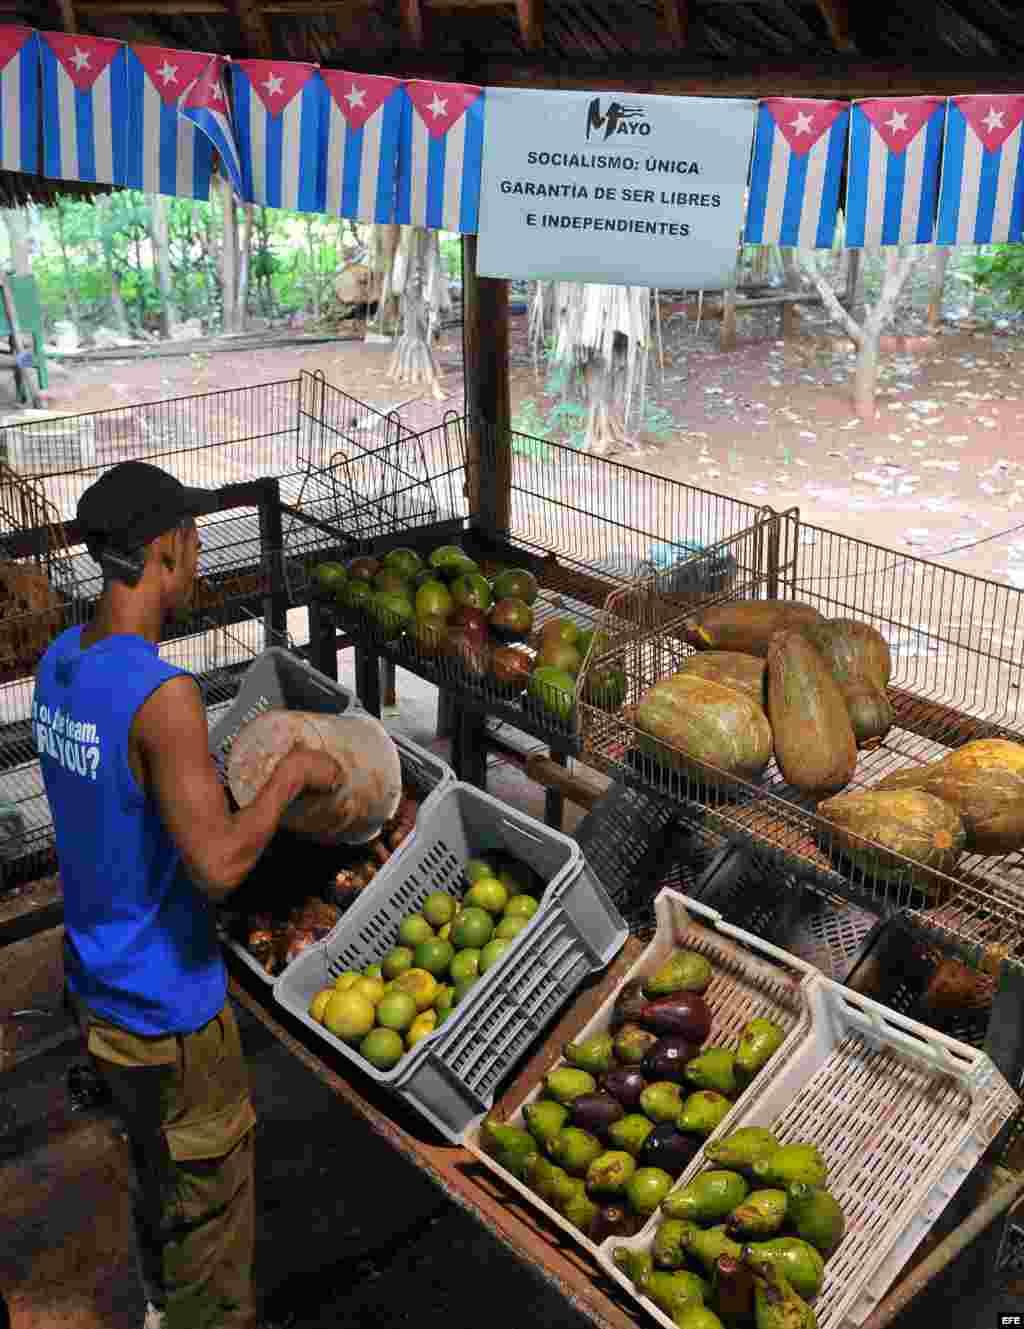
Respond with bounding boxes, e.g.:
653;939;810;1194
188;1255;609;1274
75;996;257;1329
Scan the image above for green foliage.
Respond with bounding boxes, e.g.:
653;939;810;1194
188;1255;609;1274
963;245;1024;308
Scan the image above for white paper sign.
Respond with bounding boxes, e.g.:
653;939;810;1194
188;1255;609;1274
476;89;756;289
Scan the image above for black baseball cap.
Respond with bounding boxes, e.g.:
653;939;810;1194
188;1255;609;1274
77;461;220;553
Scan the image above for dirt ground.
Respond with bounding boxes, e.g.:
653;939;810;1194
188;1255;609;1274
26;309;1024;593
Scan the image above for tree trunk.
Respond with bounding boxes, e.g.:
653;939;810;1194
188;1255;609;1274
927;245;951;330
2;209;31;276
236;202;253;330
371;222;401;333
109;271;129;335
219;177;239;334
582;339;630;454
387;227;443;399
54;205;80;327
796;247;919;419
149;195;177;338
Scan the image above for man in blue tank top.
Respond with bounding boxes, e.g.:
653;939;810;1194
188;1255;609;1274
35;461;340;1329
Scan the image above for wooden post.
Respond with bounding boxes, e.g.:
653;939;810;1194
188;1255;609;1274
0;273;39;408
720;283;737;352
927;245;951;330
781;299;800;340
845;247;864;319
461;234;511;538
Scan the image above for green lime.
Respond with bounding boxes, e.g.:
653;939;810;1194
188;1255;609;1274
505;895;540;921
322;990;376;1042
364;963;384;981
398;914;435;947
449;948;481;984
360;1027;405;1070
495;915;529;942
414;938;455;977
422;891;457;929
393;968;438;1011
452;907;494;950
433;985;456;1017
464;857;496;885
454;974;479;1003
381;946;414;980
480;938;512;973
383;547;424;578
375;989;418;1032
350;975;385;1006
465;876;509;916
313;562;347;594
343;579;374;611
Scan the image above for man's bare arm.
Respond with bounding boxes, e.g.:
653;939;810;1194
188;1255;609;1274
134;675;339;903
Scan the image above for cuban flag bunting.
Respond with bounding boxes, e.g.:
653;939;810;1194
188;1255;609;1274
125;46;216;198
231;59;326;212
744;98;849;248
396;81;484;234
846;97;946;248
41;33;128;185
320;70;402;223
0;27;40;175
180;55;244;197
937;95;1024;245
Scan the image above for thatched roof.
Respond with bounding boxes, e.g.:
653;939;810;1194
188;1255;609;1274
16;1;1024;98
0;170;110;209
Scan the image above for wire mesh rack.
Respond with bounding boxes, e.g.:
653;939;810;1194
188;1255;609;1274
320;416;766;746
578;508;1024;968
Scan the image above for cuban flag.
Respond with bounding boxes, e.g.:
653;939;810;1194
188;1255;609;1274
744;99;848;248
320;71;402;223
846;97;946;248
41;32;127;185
231;59;326;213
937;96;1024;245
180;55;244;197
125;46;217;198
0;27;40;175
397;81;484;233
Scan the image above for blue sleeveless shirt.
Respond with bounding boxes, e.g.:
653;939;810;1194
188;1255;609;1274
35;627;225;1035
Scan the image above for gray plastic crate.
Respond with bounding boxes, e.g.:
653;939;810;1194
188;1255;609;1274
274;781;628;1140
211;646;455;986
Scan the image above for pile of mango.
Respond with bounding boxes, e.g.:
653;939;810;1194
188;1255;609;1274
612;1127;844;1328
479;948;786;1248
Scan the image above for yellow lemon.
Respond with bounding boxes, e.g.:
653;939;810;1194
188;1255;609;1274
322;990;375;1042
406;1009;438;1049
308;988;335;1023
333;971;361;992
394;967;439;1012
350;975;386;1006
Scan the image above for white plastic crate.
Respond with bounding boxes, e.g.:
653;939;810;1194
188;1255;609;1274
463;888;816;1263
466;889;1019;1326
210;646;455;986
274;781;628;1141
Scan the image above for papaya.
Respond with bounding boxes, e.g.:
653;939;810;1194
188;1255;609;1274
874;738;1024;854
766;630;857;797
817;788;966;888
675;652;767;710
800;620;893;749
636;674;773;787
682;601;824;658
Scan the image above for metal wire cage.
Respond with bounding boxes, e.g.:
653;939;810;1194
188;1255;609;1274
578;508;1024;967
322;417;770;742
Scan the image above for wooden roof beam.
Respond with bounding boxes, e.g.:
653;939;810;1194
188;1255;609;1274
227;0;273;57
662;0;689;49
815;0;857;53
59;0;78;31
399;0;425;48
515;0;543;52
77;0;227;12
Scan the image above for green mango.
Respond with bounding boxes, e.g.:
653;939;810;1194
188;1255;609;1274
745;1249;817;1329
524;1099;570;1149
751;1144;828;1190
685;1047;738;1096
586;1149;637;1196
645;949;714;996
564;1032;616;1075
706;1128;782;1175
684;1224;743;1276
662;1171;750;1225
613;1246;654;1287
787;1183;846;1257
726;1190;788;1240
735;1019;786;1087
614;1022;659;1065
545;1067;597;1104
548;1126;603;1177
745;1238;824;1301
641;1271;712;1322
560;1178;601;1236
653;1218;695;1270
479;1120;536;1179
677;1090;732;1138
608;1113;656;1157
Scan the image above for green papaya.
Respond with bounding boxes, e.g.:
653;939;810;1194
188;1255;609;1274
636;674;773;787
662;1170;749;1225
681;601;824;657
817;788;966;891
786;1183;846;1257
766;629;856;797
675;651;767;709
